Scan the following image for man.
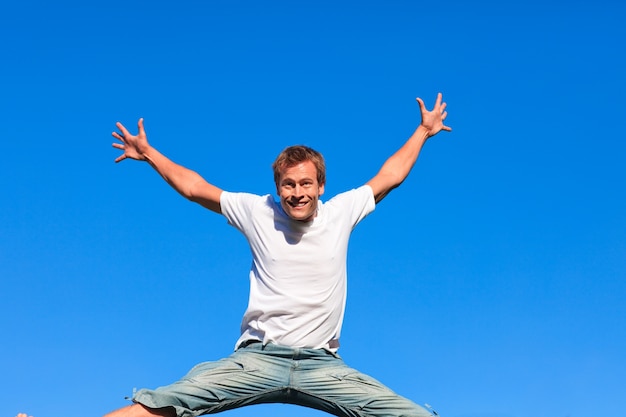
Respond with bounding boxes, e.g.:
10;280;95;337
107;93;451;417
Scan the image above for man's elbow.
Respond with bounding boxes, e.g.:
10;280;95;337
385;172;406;191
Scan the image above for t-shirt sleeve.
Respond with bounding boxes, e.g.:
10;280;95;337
328;185;376;228
220;191;265;233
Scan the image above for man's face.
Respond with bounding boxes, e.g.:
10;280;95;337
276;160;325;222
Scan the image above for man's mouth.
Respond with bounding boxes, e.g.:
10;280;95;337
288;200;309;208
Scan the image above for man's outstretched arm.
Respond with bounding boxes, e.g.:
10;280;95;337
366;93;451;203
112;118;223;213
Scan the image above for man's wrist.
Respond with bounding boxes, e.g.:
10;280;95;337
141;145;157;163
415;125;431;140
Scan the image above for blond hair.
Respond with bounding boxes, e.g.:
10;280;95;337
272;145;326;187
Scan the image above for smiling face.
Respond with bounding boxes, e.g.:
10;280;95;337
277;160;325;222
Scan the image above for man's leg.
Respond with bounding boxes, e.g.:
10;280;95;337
105;346;293;417
292;349;436;417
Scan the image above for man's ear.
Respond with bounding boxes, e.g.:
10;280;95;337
319;183;325;196
275;178;282;196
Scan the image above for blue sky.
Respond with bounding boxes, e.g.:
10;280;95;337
1;1;625;417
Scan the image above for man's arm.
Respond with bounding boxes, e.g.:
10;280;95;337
112;118;223;213
366;93;451;203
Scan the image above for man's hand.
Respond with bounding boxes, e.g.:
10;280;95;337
112;118;150;163
417;92;452;137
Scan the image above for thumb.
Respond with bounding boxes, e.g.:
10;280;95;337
416;97;426;112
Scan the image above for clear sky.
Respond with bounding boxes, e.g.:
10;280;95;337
1;1;625;417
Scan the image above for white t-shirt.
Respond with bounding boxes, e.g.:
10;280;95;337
220;185;376;351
